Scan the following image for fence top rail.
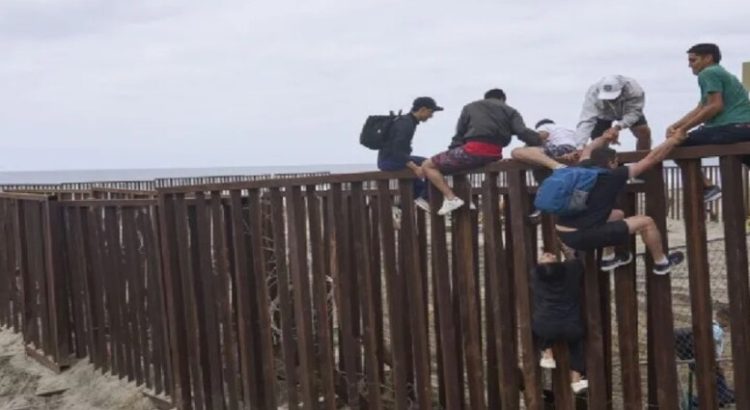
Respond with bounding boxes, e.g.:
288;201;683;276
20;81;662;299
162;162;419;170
2;188;91;194
88;187;157;195
58;199;158;208
156;142;750;194
0;192;52;201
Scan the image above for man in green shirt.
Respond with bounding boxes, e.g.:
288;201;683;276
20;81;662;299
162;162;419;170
667;43;750;202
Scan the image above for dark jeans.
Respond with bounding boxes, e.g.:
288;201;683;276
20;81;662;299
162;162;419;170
686;367;735;408
533;319;585;373
378;155;427;199
590;115;648;139
683;123;750;167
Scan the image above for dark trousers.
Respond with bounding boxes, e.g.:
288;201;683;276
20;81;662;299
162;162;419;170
683;123;750;167
686;364;735;407
590;115;648;139
533;319;585;374
378;155;427;199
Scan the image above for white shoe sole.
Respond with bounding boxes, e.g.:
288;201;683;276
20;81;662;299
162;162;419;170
600;253;633;271
571;380;589;393
437;200;465;216
539;358;556;369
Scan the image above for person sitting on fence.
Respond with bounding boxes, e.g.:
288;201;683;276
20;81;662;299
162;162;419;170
511;119;587;170
420;88;542;215
674;305;735;407
532;251;588;393
376;97;444;212
666;43;750;203
551;134;686;274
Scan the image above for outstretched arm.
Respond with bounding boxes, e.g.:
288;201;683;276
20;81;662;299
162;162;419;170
575;87;599;144
669;93;724;137
578;133;617;161
627;137;681;178
509;109;542;146
667;103;702;135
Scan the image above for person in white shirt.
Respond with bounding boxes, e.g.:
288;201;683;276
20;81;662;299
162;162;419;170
713;306;729;359
511;119;584;169
576;75;652;150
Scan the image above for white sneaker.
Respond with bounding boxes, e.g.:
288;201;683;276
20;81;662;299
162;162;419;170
414;198;431;212
539;357;556;369
469;201;477;210
571;379;589;393
392;206;402;230
437;197;465;216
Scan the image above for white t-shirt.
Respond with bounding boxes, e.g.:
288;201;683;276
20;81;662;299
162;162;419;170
713;321;725;357
537;123;587;148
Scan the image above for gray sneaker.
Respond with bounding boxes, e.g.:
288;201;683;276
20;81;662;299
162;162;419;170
703;185;722;203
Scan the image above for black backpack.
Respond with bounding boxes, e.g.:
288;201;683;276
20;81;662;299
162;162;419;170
359;110;401;150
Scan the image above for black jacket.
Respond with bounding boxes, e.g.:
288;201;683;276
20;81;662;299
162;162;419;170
532;260;583;326
377;114;419;166
448;98;541;149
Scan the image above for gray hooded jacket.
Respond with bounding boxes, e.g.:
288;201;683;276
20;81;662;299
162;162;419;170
449;98;541;149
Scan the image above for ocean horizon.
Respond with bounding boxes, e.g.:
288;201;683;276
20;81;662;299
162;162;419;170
0;164;376;185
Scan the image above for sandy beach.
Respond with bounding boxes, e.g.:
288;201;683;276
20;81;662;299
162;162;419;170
0;329;163;410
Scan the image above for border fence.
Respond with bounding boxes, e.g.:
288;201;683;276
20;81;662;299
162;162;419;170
1;149;750;409
2;166;749;221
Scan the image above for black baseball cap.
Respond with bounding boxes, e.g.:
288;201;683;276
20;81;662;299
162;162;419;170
412;96;444;111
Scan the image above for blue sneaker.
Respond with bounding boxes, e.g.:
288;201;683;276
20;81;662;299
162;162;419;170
600;252;633;272
653;251;685;275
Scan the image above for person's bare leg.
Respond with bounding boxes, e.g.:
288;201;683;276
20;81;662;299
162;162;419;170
511;147;564;170
421;159;457;199
570;370;582;383
543;348;554;360
631;124;652;150
624;215;666;261
602;209;625;258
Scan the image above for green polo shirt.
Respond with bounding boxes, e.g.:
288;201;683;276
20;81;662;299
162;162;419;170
698;64;750;127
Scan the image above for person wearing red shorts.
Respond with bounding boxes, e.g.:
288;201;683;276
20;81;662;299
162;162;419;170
421;88;542;215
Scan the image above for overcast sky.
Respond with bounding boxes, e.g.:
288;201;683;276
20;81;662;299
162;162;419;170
1;0;748;171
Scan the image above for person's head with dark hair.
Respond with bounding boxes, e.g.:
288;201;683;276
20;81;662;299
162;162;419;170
687;43;722;75
535;119;555;130
536;251;567;282
484;88;506;101
410;96;444;122
588;146;618;169
715;304;730;329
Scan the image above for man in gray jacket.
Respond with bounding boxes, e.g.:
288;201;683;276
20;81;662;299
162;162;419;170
576;75;652;150
421;88;541;215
